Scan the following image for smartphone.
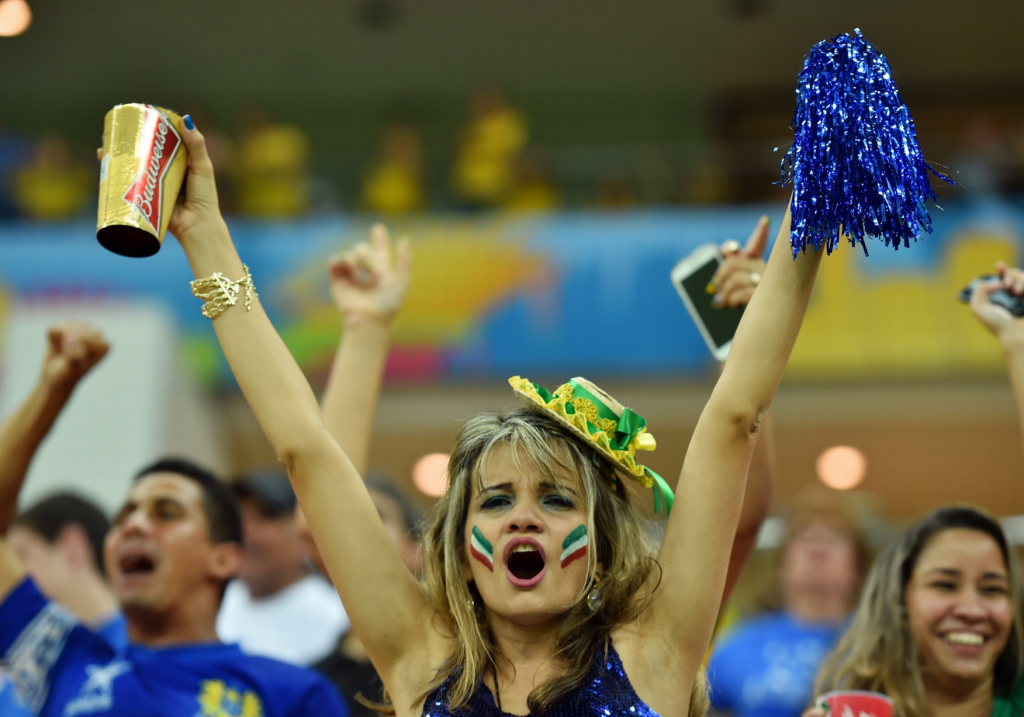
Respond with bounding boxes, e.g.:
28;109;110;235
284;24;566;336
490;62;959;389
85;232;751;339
670;244;745;362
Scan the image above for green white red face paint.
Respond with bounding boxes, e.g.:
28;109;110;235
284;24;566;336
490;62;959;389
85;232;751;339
470;526;494;571
560;524;589;568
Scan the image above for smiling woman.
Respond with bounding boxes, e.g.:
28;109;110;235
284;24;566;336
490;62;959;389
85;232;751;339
813;506;1024;717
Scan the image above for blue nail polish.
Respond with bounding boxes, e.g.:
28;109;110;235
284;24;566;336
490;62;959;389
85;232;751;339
183;114;195;131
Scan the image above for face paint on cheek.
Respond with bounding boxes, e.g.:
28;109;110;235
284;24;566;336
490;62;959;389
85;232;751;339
560;524;588;568
470;526;494;572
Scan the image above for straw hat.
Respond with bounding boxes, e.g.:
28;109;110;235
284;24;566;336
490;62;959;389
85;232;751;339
509;376;673;515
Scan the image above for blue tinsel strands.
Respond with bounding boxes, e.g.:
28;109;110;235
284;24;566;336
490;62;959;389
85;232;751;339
780;29;953;256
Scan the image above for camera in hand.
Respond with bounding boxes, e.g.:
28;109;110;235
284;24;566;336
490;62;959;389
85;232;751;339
958;275;1024;317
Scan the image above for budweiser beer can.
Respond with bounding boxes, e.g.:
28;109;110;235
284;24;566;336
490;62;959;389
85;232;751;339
97;103;188;257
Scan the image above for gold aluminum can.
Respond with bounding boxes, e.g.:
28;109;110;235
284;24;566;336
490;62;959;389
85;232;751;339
97;103;188;257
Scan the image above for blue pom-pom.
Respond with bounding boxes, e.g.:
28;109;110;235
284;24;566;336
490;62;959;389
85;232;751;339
780;29;954;256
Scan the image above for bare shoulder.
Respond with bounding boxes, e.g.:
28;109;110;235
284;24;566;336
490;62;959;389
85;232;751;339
382;612;458;717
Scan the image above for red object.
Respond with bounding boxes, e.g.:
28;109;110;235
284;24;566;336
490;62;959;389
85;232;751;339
122;107;182;235
820;691;893;717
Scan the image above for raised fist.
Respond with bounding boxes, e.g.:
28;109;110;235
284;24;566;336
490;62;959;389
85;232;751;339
42;323;110;390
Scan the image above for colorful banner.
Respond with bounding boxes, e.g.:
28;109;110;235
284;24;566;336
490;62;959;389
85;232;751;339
0;201;1020;386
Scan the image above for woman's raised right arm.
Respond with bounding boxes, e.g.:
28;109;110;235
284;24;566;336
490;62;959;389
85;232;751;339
168;118;436;682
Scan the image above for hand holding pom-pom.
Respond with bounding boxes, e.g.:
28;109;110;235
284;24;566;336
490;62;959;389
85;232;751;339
781;29;953;257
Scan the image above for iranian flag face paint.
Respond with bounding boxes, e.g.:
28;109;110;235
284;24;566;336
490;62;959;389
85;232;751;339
470;526;494;571
560;524;589;568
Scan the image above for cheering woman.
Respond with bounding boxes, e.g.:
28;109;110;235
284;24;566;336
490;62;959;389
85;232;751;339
167;116;823;717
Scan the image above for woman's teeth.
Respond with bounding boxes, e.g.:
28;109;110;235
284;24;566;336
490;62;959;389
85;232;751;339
944;632;984;646
512;545;537;553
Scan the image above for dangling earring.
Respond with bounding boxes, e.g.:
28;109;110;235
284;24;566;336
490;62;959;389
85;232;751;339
587;573;605;613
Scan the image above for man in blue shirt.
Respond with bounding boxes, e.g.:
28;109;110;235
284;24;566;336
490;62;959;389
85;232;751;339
1;493;128;716
708;504;866;717
0;323;348;716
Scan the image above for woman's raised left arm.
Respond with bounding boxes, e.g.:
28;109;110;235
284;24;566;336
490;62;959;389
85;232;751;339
646;206;822;670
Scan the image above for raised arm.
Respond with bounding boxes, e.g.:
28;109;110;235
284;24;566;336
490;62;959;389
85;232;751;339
708;215;777;604
649;206;822;668
295;227;410;566
167;119;434;684
969;261;1024;449
320;225;411;475
0;325;108;599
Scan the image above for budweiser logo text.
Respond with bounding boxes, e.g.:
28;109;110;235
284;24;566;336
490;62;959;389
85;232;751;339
122;107;182;233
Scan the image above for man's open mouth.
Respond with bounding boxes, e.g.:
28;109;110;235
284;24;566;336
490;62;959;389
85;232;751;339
503;538;547;588
119;552;156;575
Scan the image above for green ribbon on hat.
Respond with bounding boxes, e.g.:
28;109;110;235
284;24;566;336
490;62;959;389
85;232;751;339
510;376;675;516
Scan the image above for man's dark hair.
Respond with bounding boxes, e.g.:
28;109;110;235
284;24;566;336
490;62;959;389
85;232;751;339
133;457;242;545
366;472;424;540
13;493;111;577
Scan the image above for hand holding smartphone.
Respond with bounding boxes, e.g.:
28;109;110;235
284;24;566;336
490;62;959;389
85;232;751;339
671;244;746;361
670;216;770;362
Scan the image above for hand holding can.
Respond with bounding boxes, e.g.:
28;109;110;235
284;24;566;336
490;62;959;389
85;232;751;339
97;103;188;257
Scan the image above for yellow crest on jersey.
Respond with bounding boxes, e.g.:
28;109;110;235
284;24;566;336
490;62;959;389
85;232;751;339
196;680;265;717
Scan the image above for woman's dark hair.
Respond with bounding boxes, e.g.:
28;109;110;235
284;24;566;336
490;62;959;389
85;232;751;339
899;505;1022;695
14;492;111;576
816;504;1024;717
134;457;242;545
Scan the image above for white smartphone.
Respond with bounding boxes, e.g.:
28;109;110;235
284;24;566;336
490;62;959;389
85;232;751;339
670;243;746;362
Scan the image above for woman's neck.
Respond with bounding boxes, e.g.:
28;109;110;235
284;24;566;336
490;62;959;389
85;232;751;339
925;673;994;717
485;610;565;714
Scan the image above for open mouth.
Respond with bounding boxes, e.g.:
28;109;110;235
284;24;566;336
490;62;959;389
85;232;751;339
503;538;547;588
119;552;156;576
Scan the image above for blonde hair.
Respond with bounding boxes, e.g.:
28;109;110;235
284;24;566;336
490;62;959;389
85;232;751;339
815;505;1024;717
410;407;709;715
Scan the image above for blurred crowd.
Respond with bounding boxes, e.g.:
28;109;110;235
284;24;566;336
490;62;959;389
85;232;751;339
4;89;1024;222
0;217;1022;717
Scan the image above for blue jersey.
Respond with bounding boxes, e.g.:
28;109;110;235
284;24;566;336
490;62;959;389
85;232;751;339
1;609;128;716
708;611;846;717
0;579;348;717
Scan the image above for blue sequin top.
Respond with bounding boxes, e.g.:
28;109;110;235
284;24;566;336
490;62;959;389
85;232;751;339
421;639;661;717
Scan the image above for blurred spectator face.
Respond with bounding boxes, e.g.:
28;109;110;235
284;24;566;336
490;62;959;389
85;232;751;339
904;528;1012;686
34;135;75;169
966;113;1001;153
781;518;860;604
381;123;423;167
237;498;308;598
7;523;89;603
371;488;421;574
469;86;507;119
295;505;322;574
296;487;420;577
104;473;239;615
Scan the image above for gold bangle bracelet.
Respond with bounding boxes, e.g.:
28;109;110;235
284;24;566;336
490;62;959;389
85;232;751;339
190;264;258;319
